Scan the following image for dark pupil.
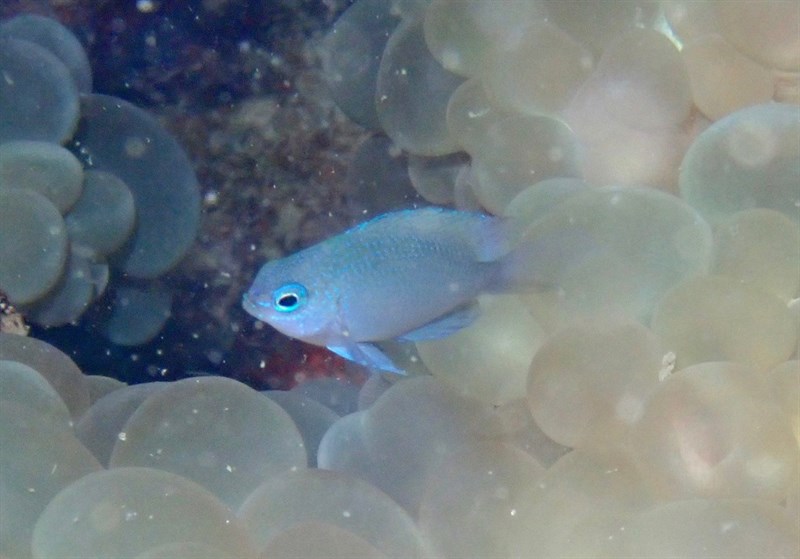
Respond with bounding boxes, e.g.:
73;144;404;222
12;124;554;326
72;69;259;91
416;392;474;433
278;293;298;308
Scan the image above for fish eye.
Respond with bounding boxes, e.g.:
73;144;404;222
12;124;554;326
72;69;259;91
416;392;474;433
272;283;307;313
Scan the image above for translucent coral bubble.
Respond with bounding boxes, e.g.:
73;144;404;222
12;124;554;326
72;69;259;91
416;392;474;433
238;469;431;559
470;113;580;214
76;382;167;467
28;244;105;327
590;28;691;131
0;140;83;213
0;400;101;559
291;377;359;416
326;377;492;513
543;0;660;55
482;398;570;467
713;208;800;301
564;82;691;190
630;361;797;501
263;390;339;467
417;294;546;406
423;0;547;77
74;94;201;278
766;360;799;446
680;103;800;224
346;135;420;217
258;522;388;559
482;20;592;115
715;1;800;72
376;18;463;155
0;37;79;144
86;374;126;404
661;0;720;45
506;449;653;559
31;467;256;559
527;318;663;449
320;0;399;130
0;14;92;93
0;189;67;305
418;442;544;559
103;286;172;346
109;376;306;508
521;186;713;323
621;498;800;558
682;35;774;122
652;276;797;372
0;359;71;429
135;542;241;559
407;151;466;205
445;77;504;153
65;170;136;257
502;177;588;224
0;332;90;419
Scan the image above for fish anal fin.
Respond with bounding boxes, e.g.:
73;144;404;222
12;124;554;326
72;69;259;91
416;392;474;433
327;343;405;374
398;302;480;342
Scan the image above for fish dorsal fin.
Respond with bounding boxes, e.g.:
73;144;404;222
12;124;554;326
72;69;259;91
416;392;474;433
397;302;480;341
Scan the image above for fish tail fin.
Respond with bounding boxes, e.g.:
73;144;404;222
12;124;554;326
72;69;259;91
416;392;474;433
492;222;599;292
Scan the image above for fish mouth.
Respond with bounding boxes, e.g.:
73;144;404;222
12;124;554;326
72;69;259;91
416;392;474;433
241;292;266;321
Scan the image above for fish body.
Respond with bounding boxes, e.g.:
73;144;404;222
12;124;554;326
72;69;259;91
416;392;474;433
243;208;545;372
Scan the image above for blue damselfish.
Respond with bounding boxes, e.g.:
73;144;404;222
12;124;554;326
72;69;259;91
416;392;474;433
243;207;581;373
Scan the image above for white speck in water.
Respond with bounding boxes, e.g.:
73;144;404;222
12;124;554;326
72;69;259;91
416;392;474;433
117;432;127;441
342;510;352;518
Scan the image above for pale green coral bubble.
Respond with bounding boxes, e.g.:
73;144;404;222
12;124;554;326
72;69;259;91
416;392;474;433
0;332;91;419
0;14;92;94
407;151;467;205
0;140;84;212
28;244;108;328
651;275;798;372
238;469;430;558
31;467;256;559
417;294;546;406
376;18;463;156
102;286;172;346
619;499;799;558
713;208;800;301
470;113;581;214
0;359;72;429
521;186;713;323
482;20;593;115
0;189;68;305
65;170;136;256
109;377;306;508
0;37;79;144
320;0;398;130
258;523;389;559
502;177;588;224
680;103;800;224
74;94;201;278
423;0;548;77
263;390;339;467
0;401;101;559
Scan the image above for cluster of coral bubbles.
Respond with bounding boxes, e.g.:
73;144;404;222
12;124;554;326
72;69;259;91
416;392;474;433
1;0;799;558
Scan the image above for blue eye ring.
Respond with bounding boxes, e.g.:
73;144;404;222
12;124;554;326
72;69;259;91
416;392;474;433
272;283;307;313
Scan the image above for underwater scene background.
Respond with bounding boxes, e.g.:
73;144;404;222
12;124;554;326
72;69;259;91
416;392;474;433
0;0;798;558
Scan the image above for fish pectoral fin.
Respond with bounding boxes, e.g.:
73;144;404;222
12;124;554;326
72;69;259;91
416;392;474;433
398;302;480;342
327;343;405;375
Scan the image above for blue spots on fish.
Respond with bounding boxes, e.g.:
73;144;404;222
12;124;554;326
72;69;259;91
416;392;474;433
242;207;587;373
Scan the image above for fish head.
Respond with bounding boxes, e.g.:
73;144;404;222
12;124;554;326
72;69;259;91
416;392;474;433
242;253;338;345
